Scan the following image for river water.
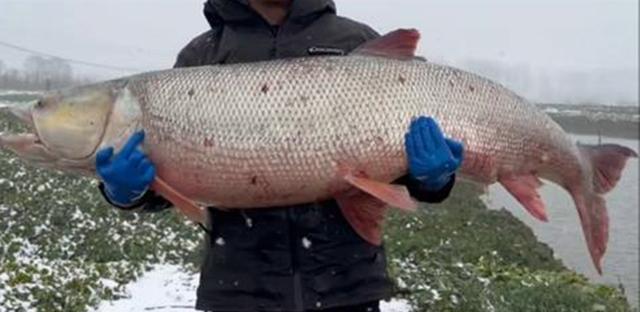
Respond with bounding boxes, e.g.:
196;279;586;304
486;134;639;307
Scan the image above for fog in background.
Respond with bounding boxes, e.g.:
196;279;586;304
0;0;637;105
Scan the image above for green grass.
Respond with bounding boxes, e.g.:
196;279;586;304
0;100;634;311
0;110;202;311
384;182;631;311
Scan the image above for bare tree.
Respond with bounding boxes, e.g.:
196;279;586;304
21;55;74;90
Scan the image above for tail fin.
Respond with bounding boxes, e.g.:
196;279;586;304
578;143;638;194
571;143;636;274
570;191;609;274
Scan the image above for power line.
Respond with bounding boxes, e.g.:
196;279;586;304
0;40;143;73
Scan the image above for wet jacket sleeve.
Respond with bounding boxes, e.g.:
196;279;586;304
98;182;172;212
395;174;456;203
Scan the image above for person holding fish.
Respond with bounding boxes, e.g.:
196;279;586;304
1;0;631;309
2;0;635;307
96;0;463;311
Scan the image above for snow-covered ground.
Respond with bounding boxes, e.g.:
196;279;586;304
94;265;411;312
0;90;42;96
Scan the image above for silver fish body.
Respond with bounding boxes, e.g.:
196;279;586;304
124;56;565;207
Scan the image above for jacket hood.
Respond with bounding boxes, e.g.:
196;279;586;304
204;0;336;27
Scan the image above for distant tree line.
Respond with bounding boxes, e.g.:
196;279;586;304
459;59;638;106
0;55;93;90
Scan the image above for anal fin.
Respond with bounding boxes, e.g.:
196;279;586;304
151;177;207;224
335;190;389;246
499;174;548;222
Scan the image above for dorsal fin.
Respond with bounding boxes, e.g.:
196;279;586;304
353;28;420;60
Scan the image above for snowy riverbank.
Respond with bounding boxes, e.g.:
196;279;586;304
93;265;412;312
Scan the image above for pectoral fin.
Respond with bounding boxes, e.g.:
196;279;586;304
343;173;418;211
336;174;418;245
335;190;389;245
151;177;207;224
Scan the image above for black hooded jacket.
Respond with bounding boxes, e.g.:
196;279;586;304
99;0;455;311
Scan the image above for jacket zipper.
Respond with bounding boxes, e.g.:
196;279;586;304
287;209;304;311
256;14;303;309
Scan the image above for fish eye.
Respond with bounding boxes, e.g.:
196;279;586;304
35;100;44;108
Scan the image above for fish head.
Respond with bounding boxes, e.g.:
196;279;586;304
1;82;128;174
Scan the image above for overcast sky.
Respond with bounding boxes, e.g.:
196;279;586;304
0;0;637;104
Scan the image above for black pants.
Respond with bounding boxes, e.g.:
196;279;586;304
206;301;380;312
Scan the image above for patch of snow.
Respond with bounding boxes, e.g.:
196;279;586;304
99;278;119;289
302;237;312;249
215;237;225;246
93;265;198;312
450;294;459;305
0;90;43;96
478;276;491;286
240;211;253;228
430;289;441;301
93;265;412;312
381;299;412;312
0;272;9;302
396;277;407;289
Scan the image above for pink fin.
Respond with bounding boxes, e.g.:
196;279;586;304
151;177;207;224
499;175;548;222
579;143;638;194
335;190;388;245
353;28;420;60
570;190;609;274
343;173;418;211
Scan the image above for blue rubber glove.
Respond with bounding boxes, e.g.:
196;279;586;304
405;116;464;191
95;131;156;207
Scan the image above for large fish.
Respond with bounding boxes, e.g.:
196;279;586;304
0;29;636;273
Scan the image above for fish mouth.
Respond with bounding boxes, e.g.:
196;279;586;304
0;132;45;150
0;132;58;164
0;103;57;164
